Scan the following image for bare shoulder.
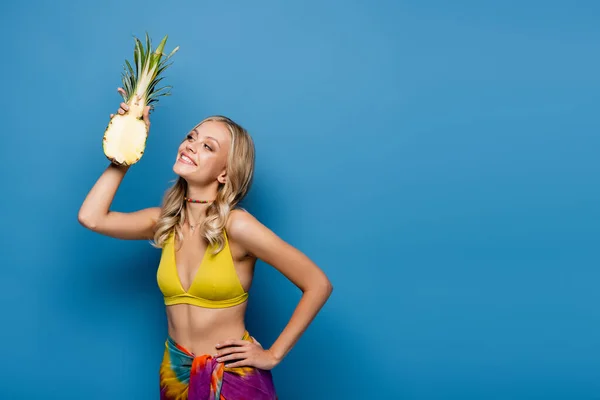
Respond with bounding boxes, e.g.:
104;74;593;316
225;208;262;238
224;208;299;268
224;208;330;292
225;208;274;256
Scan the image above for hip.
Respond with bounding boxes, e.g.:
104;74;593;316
159;330;277;400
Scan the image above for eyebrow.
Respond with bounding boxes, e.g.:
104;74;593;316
192;128;221;149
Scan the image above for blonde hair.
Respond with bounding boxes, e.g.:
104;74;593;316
150;115;255;255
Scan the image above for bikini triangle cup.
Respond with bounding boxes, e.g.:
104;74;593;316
156;229;248;308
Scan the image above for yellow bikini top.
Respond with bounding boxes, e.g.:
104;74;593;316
156;229;248;308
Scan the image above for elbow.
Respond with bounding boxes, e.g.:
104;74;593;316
299;271;333;297
313;278;333;298
77;212;97;230
312;280;333;303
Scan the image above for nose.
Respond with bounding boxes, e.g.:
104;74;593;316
186;142;196;153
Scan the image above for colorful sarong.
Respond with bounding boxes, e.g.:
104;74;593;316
159;330;277;400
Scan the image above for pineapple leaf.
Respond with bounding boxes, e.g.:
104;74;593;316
153;35;168;68
122;74;134;101
122;33;178;107
135;38;146;71
134;38;144;77
133;42;139;77
165;46;180;61
156;83;172;91
148;85;172;97
148;87;172;101
147;76;165;97
145;32;151;62
155;61;174;78
125;60;136;81
144;33;154;73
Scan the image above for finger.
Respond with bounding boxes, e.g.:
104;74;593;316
120;102;129;112
143;106;151;126
118;108;125;115
117;87;126;95
224;359;249;368
215;345;249;358
215;339;248;349
110;114;114;119
216;352;246;363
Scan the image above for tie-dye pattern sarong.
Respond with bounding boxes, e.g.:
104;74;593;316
159;330;277;400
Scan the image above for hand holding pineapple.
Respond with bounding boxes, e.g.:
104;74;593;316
110;87;152;131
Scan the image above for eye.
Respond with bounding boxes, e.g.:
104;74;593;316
186;134;194;141
204;143;213;151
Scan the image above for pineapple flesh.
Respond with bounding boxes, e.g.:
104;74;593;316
103;34;179;166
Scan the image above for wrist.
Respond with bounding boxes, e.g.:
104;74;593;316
109;162;130;172
268;348;284;365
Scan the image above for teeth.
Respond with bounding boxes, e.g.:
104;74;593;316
180;154;195;165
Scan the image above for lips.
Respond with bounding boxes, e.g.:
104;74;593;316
179;152;197;166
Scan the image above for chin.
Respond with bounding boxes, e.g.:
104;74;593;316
173;161;206;185
172;160;194;178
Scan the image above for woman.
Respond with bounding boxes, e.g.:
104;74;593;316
78;92;334;399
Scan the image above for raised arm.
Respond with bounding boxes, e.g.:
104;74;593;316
78;94;160;241
77;162;160;240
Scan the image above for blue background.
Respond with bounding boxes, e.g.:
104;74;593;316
1;1;599;399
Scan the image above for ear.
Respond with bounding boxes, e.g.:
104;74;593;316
217;170;227;184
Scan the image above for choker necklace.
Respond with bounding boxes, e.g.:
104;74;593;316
184;197;214;204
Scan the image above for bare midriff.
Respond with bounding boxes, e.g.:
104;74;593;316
166;302;249;356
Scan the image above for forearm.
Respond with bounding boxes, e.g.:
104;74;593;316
78;162;130;226
268;282;333;363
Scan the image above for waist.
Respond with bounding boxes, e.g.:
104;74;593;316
166;329;251;358
165;303;247;355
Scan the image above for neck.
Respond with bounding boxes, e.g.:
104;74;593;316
185;203;207;227
185;186;217;203
184;187;217;227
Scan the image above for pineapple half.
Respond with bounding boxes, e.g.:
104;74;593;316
103;33;179;166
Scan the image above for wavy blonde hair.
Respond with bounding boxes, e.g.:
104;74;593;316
150;115;255;255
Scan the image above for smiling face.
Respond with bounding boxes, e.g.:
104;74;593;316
173;120;232;185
